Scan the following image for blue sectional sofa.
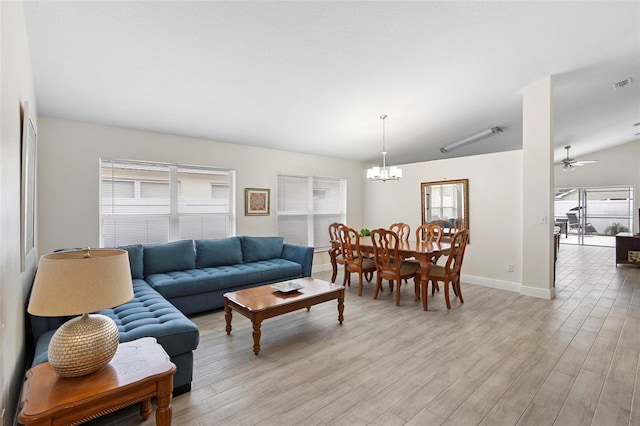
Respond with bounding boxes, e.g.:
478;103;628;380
29;236;314;394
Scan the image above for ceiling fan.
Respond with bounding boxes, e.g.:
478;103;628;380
560;145;597;171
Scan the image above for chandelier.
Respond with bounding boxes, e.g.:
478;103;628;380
366;114;402;182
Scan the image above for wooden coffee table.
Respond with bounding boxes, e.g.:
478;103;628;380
224;277;345;355
18;337;176;426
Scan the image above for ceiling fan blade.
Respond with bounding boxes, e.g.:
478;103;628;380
574;160;597;165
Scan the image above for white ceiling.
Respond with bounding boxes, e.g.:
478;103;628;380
22;1;640;166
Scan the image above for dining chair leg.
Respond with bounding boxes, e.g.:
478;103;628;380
414;278;420;301
373;274;382;299
395;280;402;306
358;272;364;296
456;278;464;303
444;279;452;310
331;264;338;283
343;269;350;287
421;280;428;311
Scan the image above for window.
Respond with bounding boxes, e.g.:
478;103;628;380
100;159;235;247
430;183;463;221
277;175;346;250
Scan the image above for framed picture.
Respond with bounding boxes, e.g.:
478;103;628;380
21;101;37;270
245;188;270;216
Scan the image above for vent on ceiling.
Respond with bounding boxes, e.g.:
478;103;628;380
613;78;632;90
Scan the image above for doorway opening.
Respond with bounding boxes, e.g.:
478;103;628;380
554;186;634;247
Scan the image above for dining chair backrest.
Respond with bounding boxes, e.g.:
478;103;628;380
328;222;344;245
338;225;362;265
429;220;456;239
443;228;470;275
389;222;410;243
371;228;401;273
415;224;443;244
453;217;465;230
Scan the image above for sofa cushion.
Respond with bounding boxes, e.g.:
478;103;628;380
195;237;243;268
145;259;302;300
240;236;284;262
98;280;199;358
144;240;195;276
118;244;144;279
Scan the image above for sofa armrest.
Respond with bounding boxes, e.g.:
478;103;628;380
281;243;314;277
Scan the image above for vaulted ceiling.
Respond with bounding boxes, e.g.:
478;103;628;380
23;1;640;166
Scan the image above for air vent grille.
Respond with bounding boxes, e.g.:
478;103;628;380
613;78;632;90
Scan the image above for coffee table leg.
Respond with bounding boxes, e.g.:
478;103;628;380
225;299;232;335
140;397;152;420
155;375;173;426
337;289;344;324
252;313;263;355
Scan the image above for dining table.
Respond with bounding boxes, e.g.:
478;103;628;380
330;236;450;311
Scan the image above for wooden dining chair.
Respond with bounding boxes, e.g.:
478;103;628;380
338;225;376;296
415;223;443;244
429;220;456;241
417;228;469;310
389;222;410;243
371;228;420;306
328;222;345;283
453;217;465;230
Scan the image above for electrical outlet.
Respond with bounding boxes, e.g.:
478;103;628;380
508;264;514;272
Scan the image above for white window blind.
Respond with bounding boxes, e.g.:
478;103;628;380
100;159;234;247
277;175;346;250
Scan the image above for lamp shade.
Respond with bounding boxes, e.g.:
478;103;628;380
28;249;133;316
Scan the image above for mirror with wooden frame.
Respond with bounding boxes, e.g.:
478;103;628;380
421;179;469;239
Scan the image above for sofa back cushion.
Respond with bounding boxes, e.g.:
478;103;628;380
240;236;284;262
117;244;144;279
195;237;243;268
144;240;195;276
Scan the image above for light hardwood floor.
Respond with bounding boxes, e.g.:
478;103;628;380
92;244;640;425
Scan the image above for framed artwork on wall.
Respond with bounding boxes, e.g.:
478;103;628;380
21;101;37;270
245;188;270;216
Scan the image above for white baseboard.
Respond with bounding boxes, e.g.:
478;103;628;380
519;285;553;300
461;273;552;300
461;274;521;293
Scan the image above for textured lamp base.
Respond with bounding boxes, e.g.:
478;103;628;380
49;313;120;377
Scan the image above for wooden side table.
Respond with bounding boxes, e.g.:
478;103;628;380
616;232;640;266
18;337;176;426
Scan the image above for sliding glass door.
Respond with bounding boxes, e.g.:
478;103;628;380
554;186;634;247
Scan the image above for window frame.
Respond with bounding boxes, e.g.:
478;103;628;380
100;158;235;247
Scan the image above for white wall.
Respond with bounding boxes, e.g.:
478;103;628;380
555;140;640;230
522;76;554;299
363;150;524;291
0;1;38;422
36;117;366;264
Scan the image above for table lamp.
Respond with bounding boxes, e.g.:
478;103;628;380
28;248;133;377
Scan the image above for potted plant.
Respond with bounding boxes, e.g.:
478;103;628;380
604;222;628;236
